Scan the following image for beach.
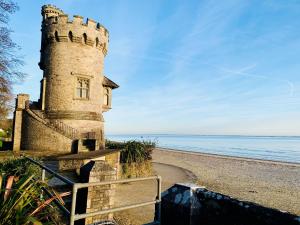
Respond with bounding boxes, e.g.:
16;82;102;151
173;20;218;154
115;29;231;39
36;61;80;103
152;148;300;215
114;148;299;224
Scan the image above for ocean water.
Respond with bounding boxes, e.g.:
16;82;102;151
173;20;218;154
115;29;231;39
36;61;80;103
106;134;300;163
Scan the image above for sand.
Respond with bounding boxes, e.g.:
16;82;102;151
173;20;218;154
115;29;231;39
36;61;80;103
152;148;300;215
114;148;299;224
114;163;194;224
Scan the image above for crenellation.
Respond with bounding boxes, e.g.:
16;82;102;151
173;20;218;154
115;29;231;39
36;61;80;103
73;15;84;24
57;14;68;23
87;18;97;28
13;4;118;153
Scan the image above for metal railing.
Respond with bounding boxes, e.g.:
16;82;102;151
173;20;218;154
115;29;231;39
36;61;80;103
70;176;161;225
25;156;74;217
25;100;79;140
24;156;161;225
51;120;79;139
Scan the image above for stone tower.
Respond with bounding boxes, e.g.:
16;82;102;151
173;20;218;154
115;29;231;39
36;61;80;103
12;5;118;152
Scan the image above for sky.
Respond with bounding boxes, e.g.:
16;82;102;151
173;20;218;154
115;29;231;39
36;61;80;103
10;0;300;136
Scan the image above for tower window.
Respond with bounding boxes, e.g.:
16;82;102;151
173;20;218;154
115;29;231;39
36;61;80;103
68;31;73;42
83;33;87;44
95;37;99;47
76;78;89;99
104;88;109;105
55;31;59;42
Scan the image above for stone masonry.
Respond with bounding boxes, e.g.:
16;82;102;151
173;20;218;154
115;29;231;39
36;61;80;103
77;160;117;225
12;5;118;153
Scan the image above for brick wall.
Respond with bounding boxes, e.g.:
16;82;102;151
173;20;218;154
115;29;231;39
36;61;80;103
21;111;72;152
77;161;117;225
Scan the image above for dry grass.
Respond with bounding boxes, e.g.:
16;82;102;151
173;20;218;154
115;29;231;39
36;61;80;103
121;161;153;179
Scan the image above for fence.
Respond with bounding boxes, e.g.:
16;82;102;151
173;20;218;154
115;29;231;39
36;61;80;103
25;156;161;225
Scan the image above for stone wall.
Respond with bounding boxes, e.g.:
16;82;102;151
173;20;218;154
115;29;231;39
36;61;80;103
161;183;300;225
40;5;108;114
77;161;117;225
104;152;120;179
12;94;29;152
21;111;72;152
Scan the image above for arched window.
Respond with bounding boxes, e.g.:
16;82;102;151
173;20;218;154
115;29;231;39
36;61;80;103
104;88;109;105
68;31;73;42
95;37;99;47
83;33;87;44
54;31;59;42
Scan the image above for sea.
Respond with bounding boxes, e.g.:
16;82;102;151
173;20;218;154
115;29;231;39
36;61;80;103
106;134;300;164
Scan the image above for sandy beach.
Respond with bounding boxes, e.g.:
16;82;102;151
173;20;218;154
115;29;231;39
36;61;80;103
152;148;300;215
115;148;299;224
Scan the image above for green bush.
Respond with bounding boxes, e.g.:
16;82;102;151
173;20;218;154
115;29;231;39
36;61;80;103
106;139;156;163
105;140;126;149
120;140;155;164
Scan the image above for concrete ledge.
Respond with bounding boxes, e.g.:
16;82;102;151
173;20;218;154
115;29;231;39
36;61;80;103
57;149;121;171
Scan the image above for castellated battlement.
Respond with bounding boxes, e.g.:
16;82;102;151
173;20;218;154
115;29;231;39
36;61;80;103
13;4;119;154
41;5;109;56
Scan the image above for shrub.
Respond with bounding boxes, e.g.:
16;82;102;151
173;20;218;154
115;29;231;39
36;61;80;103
106;140;156;178
120;140;155;164
105;140;126;149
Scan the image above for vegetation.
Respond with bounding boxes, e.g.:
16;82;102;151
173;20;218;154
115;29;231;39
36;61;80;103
106;140;155;164
120;140;154;164
106;140;156;178
0;157;64;224
105;140;126;150
0;119;13;137
0;0;25;119
121;161;153;178
0;157;40;176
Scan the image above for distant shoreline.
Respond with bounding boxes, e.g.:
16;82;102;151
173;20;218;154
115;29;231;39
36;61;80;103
107;134;300;164
108;134;300;138
156;147;300;167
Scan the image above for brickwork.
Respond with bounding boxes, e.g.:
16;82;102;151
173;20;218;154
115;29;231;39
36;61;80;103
21;110;72;151
104;152;121;178
12;94;29;152
78;161;117;225
40;5;108;114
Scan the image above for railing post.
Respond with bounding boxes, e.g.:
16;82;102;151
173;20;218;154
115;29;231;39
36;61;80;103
40;169;46;200
70;184;78;225
154;175;162;222
41;169;45;182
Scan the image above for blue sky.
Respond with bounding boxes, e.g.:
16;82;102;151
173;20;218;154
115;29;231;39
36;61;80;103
10;0;300;135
